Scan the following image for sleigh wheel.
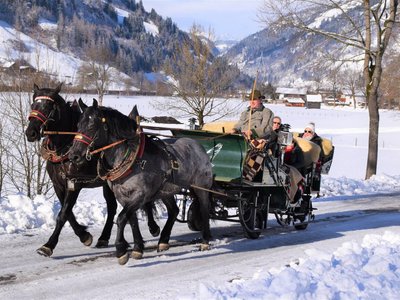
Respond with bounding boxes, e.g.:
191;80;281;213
187;201;202;231
239;192;263;239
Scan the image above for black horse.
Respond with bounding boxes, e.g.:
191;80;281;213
69;99;214;264
25;84;161;257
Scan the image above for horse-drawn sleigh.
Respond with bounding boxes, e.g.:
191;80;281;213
26;84;334;265
147;120;334;239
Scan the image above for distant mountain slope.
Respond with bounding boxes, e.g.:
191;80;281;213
223;4;400;88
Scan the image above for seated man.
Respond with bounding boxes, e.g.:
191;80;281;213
231;90;274;139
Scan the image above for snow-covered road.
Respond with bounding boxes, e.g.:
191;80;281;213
0;194;399;299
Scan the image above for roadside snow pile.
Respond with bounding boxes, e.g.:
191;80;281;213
0;195;57;234
192;231;400;300
321;174;400;197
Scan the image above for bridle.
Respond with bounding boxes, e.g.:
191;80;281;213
73;117;127;161
28;95;59;136
72;114;146;181
28;95;80;163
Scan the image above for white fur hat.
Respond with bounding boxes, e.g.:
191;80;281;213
305;122;315;133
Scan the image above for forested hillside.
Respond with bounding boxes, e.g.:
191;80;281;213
0;0;192;75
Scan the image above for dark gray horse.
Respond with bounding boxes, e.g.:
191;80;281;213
69;99;214;264
25;84;161;257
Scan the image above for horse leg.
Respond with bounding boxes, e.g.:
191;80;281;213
144;201;160;237
127;206;145;260
53;186;91;244
157;196;179;252
115;205;144;265
37;190;86;257
194;190;212;251
114;208;131;265
95;184;118;248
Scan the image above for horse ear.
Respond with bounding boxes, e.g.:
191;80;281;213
34;83;39;91
92;98;98;108
78;98;88;111
55;82;63;94
128;105;139;121
71;99;81;112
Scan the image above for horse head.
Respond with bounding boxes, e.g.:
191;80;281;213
25;82;69;142
69;99;138;165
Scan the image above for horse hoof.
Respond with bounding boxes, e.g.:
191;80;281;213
83;233;93;247
118;253;129;265
95;240;109;248
37;246;53;257
150;227;160;237
200;243;210;251
157;243;170;252
131;251;143;260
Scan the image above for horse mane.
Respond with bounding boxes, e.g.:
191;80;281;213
100;106;138;140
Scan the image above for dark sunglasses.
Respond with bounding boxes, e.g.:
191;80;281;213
304;130;313;133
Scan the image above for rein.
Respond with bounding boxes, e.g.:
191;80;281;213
73;133;127;155
90;139;127;155
43;130;78;135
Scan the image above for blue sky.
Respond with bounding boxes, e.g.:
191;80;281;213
142;0;265;40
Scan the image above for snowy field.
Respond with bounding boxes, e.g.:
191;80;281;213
0;95;400;299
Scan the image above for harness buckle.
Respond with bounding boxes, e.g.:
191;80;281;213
67;179;75;191
86;148;92;161
171;160;179;170
139;160;147;170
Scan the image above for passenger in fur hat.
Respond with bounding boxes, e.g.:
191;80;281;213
301;122;316;140
299;121;322;149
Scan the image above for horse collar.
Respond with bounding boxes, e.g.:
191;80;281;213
97;132;146;182
40;138;70;163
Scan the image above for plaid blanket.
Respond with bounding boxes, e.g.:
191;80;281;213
242;151;265;181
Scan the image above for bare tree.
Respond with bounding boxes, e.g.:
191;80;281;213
78;40;114;106
0;33;54;197
0;120;9;197
161;24;239;127
339;67;365;109
261;0;399;179
380;52;400;110
0;89;51;198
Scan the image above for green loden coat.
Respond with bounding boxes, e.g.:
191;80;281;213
233;105;274;138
